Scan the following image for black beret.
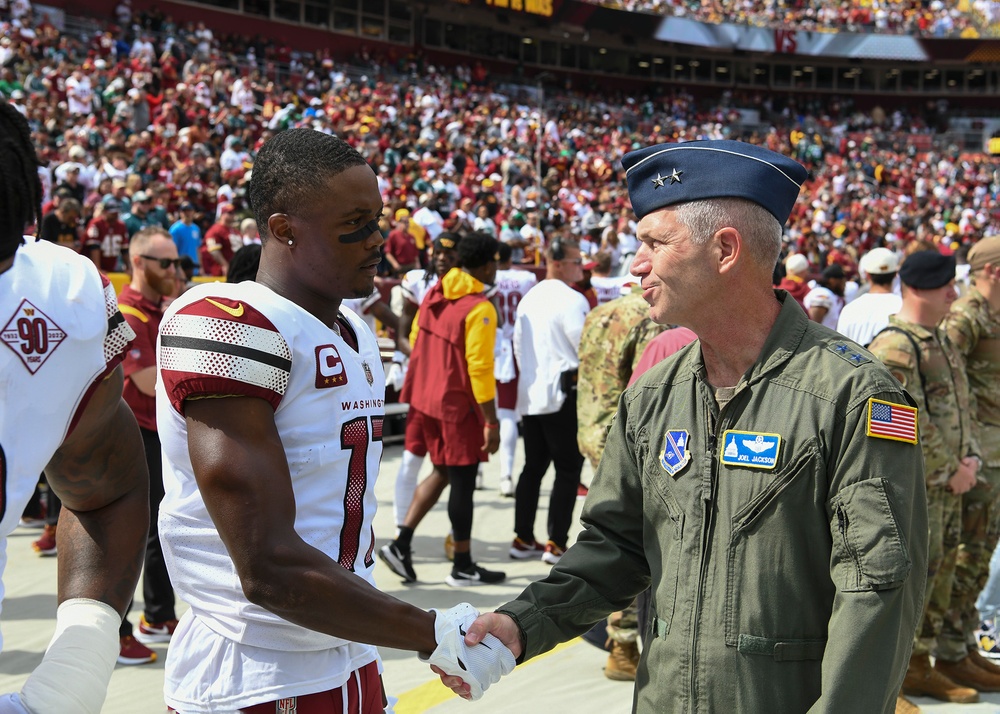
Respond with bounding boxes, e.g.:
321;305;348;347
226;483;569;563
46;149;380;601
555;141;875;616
899;250;956;289
622;140;809;224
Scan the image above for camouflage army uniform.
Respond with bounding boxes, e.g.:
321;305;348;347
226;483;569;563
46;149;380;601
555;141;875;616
576;290;664;657
577;290;665;470
869;314;978;660
939;287;1000;659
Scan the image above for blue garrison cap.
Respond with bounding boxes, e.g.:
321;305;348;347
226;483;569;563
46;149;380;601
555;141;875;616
622;140;808;224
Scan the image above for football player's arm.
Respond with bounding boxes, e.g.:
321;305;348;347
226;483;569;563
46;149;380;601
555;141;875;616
183;396;438;652
396;297;418;355
44;364;149;611
368;299;398;335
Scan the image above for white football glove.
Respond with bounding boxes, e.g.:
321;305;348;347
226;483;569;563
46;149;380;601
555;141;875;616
419;603;515;700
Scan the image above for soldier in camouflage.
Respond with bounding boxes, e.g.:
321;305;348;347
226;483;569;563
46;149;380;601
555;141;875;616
577;288;665;469
576;286;664;682
869;250;987;710
943;237;1000;666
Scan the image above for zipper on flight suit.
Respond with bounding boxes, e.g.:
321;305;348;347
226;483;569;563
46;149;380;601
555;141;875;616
690;394;724;710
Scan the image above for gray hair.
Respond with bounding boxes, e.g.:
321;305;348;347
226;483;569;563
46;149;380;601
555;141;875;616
673;198;782;270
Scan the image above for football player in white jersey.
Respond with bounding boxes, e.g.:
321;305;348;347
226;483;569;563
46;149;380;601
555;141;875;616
492;243;537;497
156;129;512;713
0;99;150;714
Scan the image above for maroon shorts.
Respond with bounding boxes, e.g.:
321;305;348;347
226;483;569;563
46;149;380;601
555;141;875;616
403;406;429;457
168;660;384;714
496;375;519;411
408;407;485;466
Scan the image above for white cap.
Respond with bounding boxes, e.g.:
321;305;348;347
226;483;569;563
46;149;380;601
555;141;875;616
860;247;899;276
785;253;809;276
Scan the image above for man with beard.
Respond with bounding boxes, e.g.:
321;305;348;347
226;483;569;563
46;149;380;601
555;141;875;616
116;226;182;665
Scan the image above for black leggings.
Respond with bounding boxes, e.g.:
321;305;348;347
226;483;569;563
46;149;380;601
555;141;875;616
447;463;479;542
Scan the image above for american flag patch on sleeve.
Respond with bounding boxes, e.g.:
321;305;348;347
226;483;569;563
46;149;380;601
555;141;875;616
866;398;918;444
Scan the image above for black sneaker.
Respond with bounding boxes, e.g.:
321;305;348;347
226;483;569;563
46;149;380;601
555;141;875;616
379;542;417;583
446;562;506;587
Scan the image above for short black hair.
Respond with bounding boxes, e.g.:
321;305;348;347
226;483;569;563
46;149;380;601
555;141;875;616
457;231;499;270
870;271;896;287
0;100;42;259
249;129;369;243
227;244;262;283
496;242;512;264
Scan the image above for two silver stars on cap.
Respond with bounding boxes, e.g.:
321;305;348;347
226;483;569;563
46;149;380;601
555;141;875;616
651;169;683;188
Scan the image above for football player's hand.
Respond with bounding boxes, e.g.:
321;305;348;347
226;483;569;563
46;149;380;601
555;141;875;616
422;604;515;701
434;612;523;700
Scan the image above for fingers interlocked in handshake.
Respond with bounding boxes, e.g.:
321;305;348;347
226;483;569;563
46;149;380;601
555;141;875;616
420;603;519;701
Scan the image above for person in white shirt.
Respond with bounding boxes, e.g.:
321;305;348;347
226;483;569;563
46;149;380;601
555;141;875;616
492;244;538;497
804;263;847;330
412;195;445;241
836;247;902;346
511;237;590;565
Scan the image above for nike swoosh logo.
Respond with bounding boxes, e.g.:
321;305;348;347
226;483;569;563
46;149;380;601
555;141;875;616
206;298;245;318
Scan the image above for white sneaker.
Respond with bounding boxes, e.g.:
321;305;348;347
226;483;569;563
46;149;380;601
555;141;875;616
499;477;514;497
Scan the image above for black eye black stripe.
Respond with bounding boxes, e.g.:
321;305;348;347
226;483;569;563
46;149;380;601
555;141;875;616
339;218;380;244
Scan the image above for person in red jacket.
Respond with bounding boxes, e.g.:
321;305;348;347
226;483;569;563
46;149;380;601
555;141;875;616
380;232;503;587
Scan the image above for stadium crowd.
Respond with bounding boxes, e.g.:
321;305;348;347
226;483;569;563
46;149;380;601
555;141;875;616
0;1;997;284
585;0;995;38
5;0;1000;709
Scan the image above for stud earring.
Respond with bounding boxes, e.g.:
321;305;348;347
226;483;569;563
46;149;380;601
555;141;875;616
287;239;294;246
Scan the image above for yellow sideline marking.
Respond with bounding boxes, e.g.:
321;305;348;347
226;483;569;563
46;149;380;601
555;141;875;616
394;637;584;713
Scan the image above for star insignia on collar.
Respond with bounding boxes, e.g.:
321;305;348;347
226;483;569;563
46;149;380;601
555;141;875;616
849;352;864;363
834;344;849;354
668;168;683;184
651;173;666;189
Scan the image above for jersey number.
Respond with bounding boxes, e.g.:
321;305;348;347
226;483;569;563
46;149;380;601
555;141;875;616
338;416;383;571
495;290;523;326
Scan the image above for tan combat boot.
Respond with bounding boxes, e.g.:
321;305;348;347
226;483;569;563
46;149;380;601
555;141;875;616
936;655;1000;692
895;692;920;714
902;653;979;703
605;640;639;681
967;647;1000;677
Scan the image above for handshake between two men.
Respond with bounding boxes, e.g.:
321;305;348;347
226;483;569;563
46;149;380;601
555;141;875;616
425;604;521;700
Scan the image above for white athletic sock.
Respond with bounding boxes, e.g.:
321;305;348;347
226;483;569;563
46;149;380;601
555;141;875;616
394;450;424;533
498;408;518;480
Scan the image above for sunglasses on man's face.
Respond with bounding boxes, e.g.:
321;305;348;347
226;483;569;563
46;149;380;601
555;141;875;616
140;255;181;269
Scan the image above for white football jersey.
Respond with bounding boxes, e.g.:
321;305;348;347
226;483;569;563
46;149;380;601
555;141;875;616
0;239;133;651
590;275;632;306
494;268;538;342
156;281;386;710
399;268;438;309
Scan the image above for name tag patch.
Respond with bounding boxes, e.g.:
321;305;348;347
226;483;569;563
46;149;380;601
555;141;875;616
720;430;782;470
660;429;691;478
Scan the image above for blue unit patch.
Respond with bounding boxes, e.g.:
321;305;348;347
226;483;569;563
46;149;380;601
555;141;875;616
719;430;782;470
660;429;691;477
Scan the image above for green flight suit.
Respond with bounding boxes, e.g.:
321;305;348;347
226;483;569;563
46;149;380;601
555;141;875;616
869;314;977;661
499;293;928;713
940;287;1000;658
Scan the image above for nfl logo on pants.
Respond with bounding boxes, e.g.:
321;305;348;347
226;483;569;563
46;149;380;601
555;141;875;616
277;698;297;713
